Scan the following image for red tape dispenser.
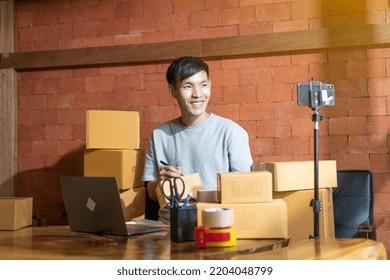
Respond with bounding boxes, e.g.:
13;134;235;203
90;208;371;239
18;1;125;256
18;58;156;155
195;208;236;247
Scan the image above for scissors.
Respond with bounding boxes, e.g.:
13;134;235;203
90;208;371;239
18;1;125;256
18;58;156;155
161;177;185;208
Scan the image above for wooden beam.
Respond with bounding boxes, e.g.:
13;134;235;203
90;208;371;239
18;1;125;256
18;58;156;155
0;0;16;197
2;23;390;70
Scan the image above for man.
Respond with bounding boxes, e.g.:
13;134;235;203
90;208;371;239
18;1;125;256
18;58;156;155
142;56;253;218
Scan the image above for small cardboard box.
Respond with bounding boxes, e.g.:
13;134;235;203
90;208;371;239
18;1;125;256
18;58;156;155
197;200;288;239
251;162;266;171
120;187;145;221
156;173;203;208
84;149;145;190
218;171;272;203
0;197;33;230
273;188;335;244
86;110;140;149
265;160;337;191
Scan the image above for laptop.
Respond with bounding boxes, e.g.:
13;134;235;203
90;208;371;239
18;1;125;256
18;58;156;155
59;176;167;236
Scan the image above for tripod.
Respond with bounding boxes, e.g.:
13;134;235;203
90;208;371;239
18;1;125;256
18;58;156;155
309;110;324;239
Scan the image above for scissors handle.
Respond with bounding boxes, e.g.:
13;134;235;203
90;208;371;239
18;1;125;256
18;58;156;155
161;177;185;208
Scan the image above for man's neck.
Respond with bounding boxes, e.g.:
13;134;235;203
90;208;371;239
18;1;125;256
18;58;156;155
179;113;210;126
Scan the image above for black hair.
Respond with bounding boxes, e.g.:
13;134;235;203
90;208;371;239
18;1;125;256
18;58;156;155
166;56;209;88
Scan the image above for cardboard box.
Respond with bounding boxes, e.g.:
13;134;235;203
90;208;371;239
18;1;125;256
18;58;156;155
273;188;335;244
265;160;337;191
86;110;140;149
84;149;145;190
0;197;33;230
218;171;272;203
156;173;203;208
197;200;288;239
120;187;145;221
251;162;266;171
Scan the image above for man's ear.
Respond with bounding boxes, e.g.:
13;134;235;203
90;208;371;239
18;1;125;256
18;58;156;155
168;85;175;98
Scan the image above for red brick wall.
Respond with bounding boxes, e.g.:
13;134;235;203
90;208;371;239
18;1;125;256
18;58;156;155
14;0;390;256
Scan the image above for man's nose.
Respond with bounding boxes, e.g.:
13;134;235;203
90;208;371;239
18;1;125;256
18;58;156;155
192;86;201;97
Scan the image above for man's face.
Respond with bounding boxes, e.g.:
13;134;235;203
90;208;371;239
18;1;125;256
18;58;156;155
171;70;211;124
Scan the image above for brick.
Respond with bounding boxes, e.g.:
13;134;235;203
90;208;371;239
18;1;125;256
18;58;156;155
98;18;129;36
100;92;129;109
44;124;73;140
46;94;72;109
144;0;174;16
71;93;101;109
256;3;291;22
85;35;114;47
348;97;387;116
239;22;272;36
33;10;59;26
274;102;309;120
291;0;323;20
143;106;175;123
59;77;85;94
348;135;388;154
371;154;390;173
274;65;308;84
222;7;256;25
31;110;58;125
347;59;386;79
205;25;239;38
309;61;347;81
368;116;390;135
18;141;33;157
374;173;390;193
239;120;257;139
331;153;370;170
86;76;114;93
158;13;190;31
32;140;58;156
257;119;291;138
240;103;274;121
211;69;239;87
328;47;366;62
333;79;368;98
255;55;291;67
115;74;144;90
222;57;255;69
329;117;368;135
257;84;293;103
32;78;59;95
86;5;115;21
18;156;45;172
19;95;46;110
58;109;86;125
72;21;99;38
275;136;310;155
251;137;275;156
273;19;308;33
292;52;327;65
368;77;390;97
190;10;223;28
174;0;206;13
209;104;240;121
223;85;257;103
114;1;144;18
239;67;272;86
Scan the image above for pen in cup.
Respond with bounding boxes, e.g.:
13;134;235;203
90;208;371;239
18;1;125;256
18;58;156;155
160;160;184;176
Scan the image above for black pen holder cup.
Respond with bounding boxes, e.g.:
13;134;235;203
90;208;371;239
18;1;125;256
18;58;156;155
170;206;197;242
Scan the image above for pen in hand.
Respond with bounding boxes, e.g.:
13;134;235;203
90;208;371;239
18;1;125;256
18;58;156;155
160;160;184;176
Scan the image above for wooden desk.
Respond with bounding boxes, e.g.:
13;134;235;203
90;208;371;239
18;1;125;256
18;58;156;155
0;226;386;260
0;226;289;260
237;237;388;260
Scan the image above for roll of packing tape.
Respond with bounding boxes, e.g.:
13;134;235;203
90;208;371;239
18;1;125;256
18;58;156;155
202;207;234;228
197;190;219;203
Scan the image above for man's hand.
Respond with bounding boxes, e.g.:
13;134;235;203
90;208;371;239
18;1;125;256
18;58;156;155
159;164;183;180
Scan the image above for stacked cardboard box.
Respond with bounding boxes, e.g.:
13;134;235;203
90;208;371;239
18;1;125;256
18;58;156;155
197;171;289;239
259;160;338;244
0;197;33;230
83;110;146;221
